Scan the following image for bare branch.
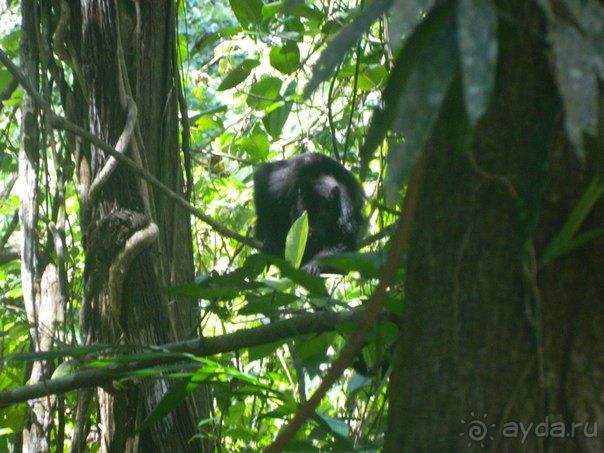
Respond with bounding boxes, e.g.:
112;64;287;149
0;309;364;406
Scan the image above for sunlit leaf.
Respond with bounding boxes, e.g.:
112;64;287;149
192;26;242;54
346;372;372;396
238;127;270;160
269;41;300;74
0;69;12;93
229;0;263;28
248;340;285;362
285;211;308;268
295;333;336;364
262;2;285;19
304;0;395;97
263;80;296;138
51;360;80;379
247;76;283;110
217;59;260;91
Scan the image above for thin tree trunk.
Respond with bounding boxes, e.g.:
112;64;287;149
386;2;603;452
18;1;54;450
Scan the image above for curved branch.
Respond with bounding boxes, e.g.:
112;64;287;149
108;222;159;322
0;49;259;249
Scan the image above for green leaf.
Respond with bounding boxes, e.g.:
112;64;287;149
0;69;12;93
361;1;454;175
193;116;222;133
262;1;285;18
285;211;308;268
311;413;353;447
294;333;336;363
263;80;296;138
346;373;372;396
362;2;458;200
456;0;498;124
304;0;395;97
51;360;79;379
238;127;270;160
192;26;243;54
388;0;435;50
541;177;604;264
358;65;388;91
264;255;328;295
217;59;260;91
269;41;300;74
247;76;283;110
248;340;285;362
320;251;386;278
229;0;264;28
139;378;199;433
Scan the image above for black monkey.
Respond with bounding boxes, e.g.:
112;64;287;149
253;153;365;275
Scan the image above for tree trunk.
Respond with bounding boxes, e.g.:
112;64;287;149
18;2;60;451
72;0;208;450
386;2;603;452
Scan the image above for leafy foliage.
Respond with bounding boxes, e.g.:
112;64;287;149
1;0;603;450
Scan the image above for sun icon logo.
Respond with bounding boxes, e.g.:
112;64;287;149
459;412;496;448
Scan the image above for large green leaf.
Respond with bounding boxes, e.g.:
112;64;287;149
285;211;308;268
0;69;12;93
238;126;270;160
247;76;283;110
456;0;498;124
388;0;435;51
361;2;455;175
217;59;260;91
229;0;263;28
384;6;458;201
263;80;296;138
191;26;242;55
269;41;300;74
319;251;386;278
361;2;458;201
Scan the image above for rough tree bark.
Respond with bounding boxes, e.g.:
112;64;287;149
386;2;603;452
18;2;65;451
65;0;209;450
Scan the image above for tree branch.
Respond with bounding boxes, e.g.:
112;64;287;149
0;309;364;406
0;245;20;265
0;49;259;249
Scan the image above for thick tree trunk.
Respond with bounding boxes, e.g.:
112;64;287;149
73;1;208;450
386;2;603;452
